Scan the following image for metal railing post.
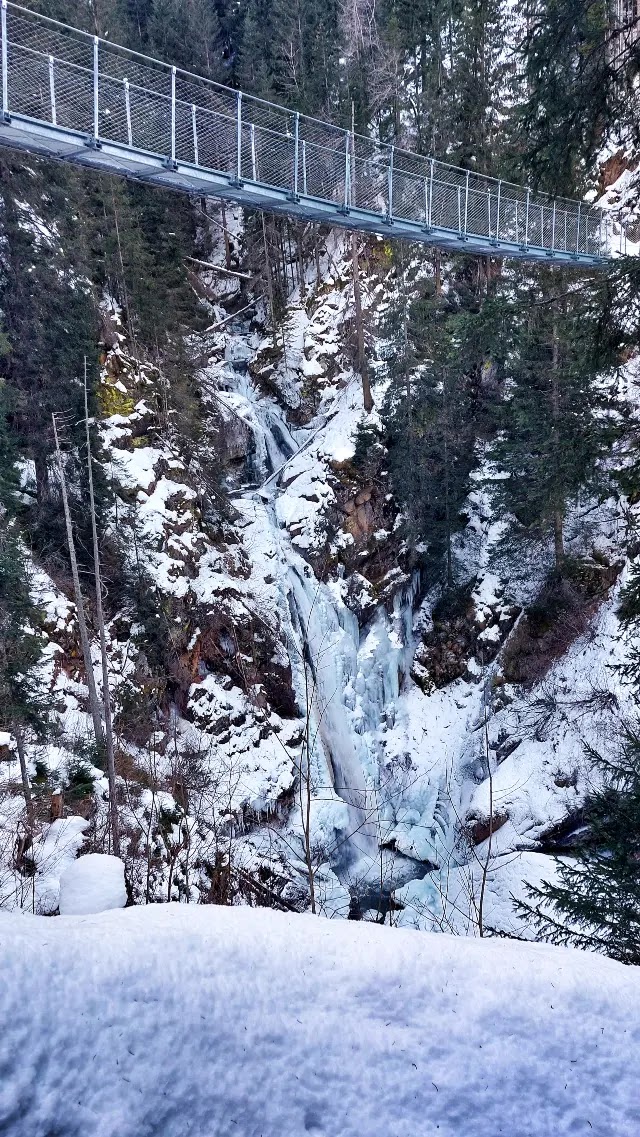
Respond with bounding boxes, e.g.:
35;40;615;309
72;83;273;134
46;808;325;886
125;79;132;146
250;122;257;180
457;186;462;234
387;144;394;222
575;202;581;255
599;211;603;254
463;169;469;236
524;187;530;247
515;201;519;244
93;36;99;141
1;0;8;121
424;177;429;227
564;210;568;252
48;55;56;126
191;102;198;164
343;130;350;211
235;90;242;183
302;139;307;195
428;157;434;228
551;200;556;253
170;66;176;164
293;111;299;199
495;180;501;241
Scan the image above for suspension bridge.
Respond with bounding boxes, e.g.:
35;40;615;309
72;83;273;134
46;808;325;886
0;1;626;266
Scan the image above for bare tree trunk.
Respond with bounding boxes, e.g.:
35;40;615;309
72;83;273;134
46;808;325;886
14;725;34;828
551;312;565;570
301;658;316;914
220;202;232;269
351;232;373;412
111;182;138;361
443;400;453;589
434;248;442;295
84;362;120;858
261;214;278;349
52;414;105;749
349;102;372;414
298;222;306;300
477;694;493;938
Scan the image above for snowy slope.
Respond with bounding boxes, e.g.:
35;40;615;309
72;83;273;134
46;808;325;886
2;198;637;930
0;904;638;1137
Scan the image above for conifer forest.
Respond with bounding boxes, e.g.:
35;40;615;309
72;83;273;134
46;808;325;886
1;2;640;1134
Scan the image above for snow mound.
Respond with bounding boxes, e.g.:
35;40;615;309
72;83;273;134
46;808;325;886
58;854;127;916
0;905;638;1136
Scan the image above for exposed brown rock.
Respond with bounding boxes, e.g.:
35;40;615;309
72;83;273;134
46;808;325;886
468;811;509;845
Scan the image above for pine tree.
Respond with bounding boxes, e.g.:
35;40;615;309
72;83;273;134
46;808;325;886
516;1;640;196
517;729;640;965
0;526;55;822
383;264;479;587
149;0;223;77
236;0;272;98
491;270;617;572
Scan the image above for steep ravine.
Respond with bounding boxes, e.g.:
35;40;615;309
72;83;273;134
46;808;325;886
1;201;635;928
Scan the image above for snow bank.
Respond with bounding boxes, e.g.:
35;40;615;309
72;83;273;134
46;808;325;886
0;905;638;1137
58;854;127;916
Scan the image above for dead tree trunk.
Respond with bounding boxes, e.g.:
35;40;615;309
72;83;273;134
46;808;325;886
551;313;565;570
84;362;121;857
434;249;442;296
349;105;373;413
52;414;105;748
220;202;233;269
351;232;373;413
261;214;278;349
14;726;34;828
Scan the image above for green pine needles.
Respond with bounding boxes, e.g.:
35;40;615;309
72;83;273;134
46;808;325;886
517;730;640;965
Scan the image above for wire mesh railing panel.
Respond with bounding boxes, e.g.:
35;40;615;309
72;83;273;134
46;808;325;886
127;84;170;155
0;1;616;259
99;44;170;99
7;44;50;122
392;169;424;223
192;105;235;176
351;154;387;214
8;9;92;71
467;188;493;239
97;74;130;145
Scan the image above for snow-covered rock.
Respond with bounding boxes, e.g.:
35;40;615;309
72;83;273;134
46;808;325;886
58;854;127;916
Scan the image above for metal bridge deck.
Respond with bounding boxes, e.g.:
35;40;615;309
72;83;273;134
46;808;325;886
0;1;626;266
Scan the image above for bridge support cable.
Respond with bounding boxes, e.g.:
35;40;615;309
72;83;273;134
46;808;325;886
0;0;625;266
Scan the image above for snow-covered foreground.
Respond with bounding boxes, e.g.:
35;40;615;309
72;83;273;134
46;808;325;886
0;907;638;1137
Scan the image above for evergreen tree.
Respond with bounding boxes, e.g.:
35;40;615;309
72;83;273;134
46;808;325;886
491;270;617;571
517;729;640;965
516;1;640;195
236;0;273;98
449;0;505;173
149;0;223;77
383;262;481;586
0;526;55;820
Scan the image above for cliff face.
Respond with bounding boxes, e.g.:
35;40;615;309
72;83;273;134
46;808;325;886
0;168;639;930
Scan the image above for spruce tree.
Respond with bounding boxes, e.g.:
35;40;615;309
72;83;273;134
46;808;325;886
518;729;640;965
491;270;617;571
516;1;640;195
383;264;480;587
0;525;55;821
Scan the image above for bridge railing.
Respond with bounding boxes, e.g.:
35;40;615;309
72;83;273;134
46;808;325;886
0;1;623;260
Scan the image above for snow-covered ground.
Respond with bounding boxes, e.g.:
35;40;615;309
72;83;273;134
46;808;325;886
0;904;638;1137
